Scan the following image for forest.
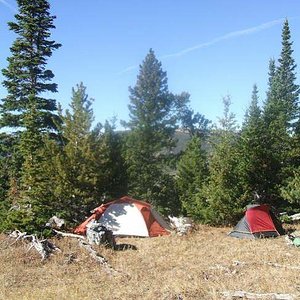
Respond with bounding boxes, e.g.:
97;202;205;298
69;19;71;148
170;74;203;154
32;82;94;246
0;0;299;234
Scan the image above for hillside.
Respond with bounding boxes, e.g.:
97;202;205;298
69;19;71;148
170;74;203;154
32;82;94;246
1;225;299;300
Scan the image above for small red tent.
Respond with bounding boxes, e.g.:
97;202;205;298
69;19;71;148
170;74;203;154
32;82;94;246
74;196;171;237
229;204;285;239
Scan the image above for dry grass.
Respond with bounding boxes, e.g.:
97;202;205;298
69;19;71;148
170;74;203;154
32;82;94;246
1;225;300;300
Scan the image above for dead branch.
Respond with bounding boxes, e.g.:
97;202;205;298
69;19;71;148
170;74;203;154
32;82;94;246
9;230;60;261
212;260;300;272
288;213;300;221
26;235;60;260
265;262;300;270
169;216;193;235
233;260;300;271
221;290;295;299
53;229;85;239
78;239;122;276
9;230;27;246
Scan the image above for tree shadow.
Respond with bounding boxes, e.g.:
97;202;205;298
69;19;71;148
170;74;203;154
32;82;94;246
114;243;137;251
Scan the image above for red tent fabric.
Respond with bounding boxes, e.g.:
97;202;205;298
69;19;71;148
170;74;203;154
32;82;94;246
246;204;277;233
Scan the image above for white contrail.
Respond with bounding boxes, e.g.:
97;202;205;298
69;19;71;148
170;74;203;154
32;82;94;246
119;64;139;74
161;18;284;59
119;18;285;74
0;0;17;12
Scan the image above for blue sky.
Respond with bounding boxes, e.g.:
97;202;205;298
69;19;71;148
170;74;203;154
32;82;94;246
0;0;300;129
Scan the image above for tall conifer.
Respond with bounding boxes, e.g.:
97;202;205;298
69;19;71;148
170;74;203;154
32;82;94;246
238;85;271;201
1;0;61;133
0;0;61;231
124;49;178;213
262;20;299;207
176;136;208;219
201;96;242;225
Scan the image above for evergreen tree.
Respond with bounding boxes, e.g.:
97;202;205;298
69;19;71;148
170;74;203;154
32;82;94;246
2;134;58;232
1;0;61;133
52;83;105;223
47;84;127;224
238;84;269;201
124;49;179;213
0;0;61;231
262;20;299;207
0;132;23;231
201;96;243;225
266;58;276;102
175;92;211;138
281;168;300;206
176;136;208;219
100;120;127;199
0;134;12;229
264;20;299;131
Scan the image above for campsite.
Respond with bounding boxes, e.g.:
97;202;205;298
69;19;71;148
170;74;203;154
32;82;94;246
1;222;300;300
1;1;300;299
1;199;300;299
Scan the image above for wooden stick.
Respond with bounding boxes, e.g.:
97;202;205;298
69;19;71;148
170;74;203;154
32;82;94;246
221;291;295;299
53;229;85;239
232;260;300;271
265;262;300;270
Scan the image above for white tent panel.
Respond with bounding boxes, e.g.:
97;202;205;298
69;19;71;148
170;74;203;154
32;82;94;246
99;202;149;237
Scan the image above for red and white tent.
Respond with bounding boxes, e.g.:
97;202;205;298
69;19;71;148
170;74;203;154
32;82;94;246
74;196;171;237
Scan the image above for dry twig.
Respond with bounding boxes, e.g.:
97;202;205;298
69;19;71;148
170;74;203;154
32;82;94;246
221;290;295;299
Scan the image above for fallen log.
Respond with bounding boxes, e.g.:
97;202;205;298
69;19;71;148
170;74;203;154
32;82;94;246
221;290;295;300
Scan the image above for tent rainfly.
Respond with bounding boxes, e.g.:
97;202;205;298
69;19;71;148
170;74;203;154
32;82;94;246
229;204;285;239
74;196;171;237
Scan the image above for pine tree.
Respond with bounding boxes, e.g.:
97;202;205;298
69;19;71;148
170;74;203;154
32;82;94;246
176;136;208;219
46;83;127;224
281;168;300;207
100;120;127;199
124;49;179;213
264;20;299;131
0;0;61;231
175;92;211;138
1;0;61;133
0;132;23;231
238;84;269;201
0;134;11;229
52;83;104;222
201;96;243;225
266;58;276;102
262;20;299;207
